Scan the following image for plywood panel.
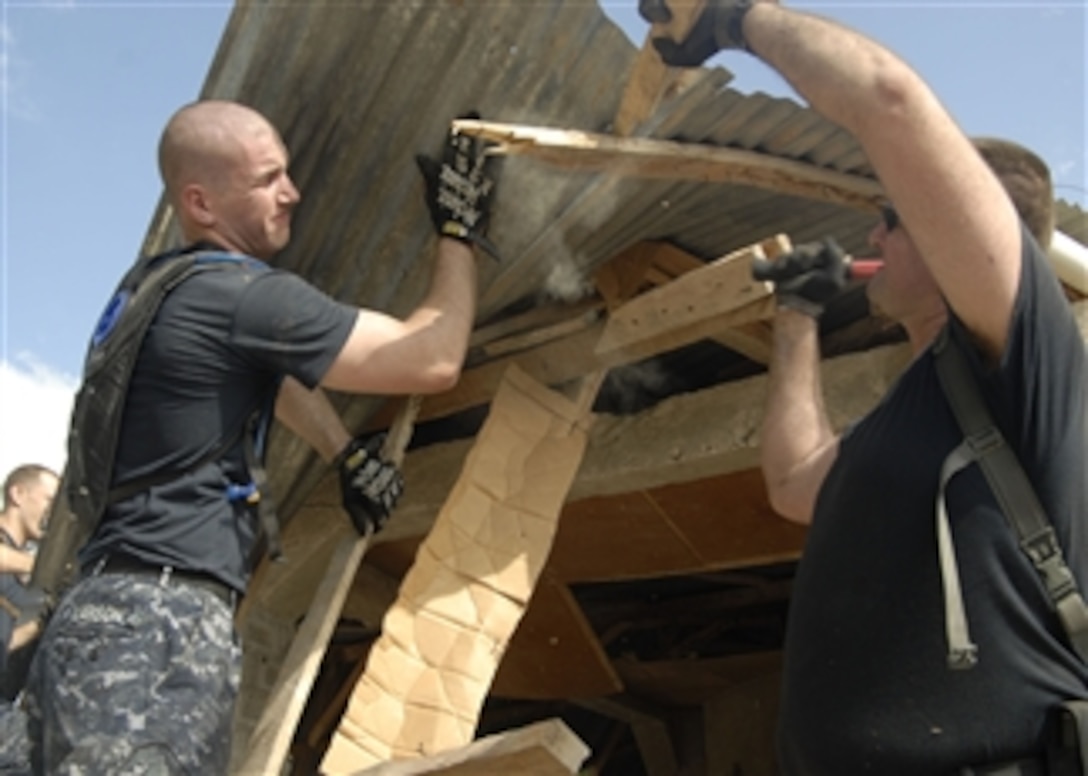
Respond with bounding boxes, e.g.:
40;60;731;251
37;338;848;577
549;491;703;583
492;575;622;700
647;470;807;569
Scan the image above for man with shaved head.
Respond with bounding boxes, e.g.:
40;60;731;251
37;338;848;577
21;99;498;773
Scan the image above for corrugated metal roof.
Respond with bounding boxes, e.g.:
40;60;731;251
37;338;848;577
137;1;1085;517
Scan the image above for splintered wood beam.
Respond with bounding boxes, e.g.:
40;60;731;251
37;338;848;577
594;236;787;368
351;718;590;776
237;398;422;776
597;240;776;364
453;119;885;212
614;0;706;137
237;527;371;776
322;366;593;772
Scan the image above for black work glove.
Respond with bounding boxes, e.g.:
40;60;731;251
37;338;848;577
751;237;849;318
416;111;502;259
639;0;762;67
336;433;404;536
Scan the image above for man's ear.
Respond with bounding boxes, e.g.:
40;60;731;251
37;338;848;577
181;183;216;228
7;483;24;509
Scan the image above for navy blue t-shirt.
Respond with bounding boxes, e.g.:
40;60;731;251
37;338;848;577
78;257;356;593
778;227;1088;773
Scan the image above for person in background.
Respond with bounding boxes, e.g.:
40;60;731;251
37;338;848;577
0;464;58;776
22;100;499;774
642;1;1087;773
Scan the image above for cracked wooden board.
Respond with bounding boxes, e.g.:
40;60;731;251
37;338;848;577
322;365;593;772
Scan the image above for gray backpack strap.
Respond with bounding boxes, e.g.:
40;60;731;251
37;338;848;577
933;328;1088;665
936;440;980;669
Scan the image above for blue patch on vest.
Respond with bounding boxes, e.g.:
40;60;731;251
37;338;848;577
91;290;131;349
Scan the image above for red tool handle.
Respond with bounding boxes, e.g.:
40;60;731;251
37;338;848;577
848;259;883;280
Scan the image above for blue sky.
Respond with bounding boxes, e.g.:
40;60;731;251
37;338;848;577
0;1;1085;477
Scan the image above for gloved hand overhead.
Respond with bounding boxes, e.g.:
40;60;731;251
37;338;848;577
336;432;404;537
639;0;769;67
751;237;849;318
416;111;501;259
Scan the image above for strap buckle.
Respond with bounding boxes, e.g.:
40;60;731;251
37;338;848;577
1022;528;1078;602
965;426;1004;458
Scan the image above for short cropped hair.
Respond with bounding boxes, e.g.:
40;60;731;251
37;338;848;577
974;137;1055;250
2;464;56;512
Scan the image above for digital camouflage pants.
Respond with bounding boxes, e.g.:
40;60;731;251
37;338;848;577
22;573;240;775
0;699;31;775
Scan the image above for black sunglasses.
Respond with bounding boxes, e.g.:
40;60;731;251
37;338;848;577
881;205;900;232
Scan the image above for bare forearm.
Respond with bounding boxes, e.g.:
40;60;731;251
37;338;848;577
745;4;922;143
760;309;837;522
275;377;352;463
744;3;1020;354
9;619;40;652
403;237;478;368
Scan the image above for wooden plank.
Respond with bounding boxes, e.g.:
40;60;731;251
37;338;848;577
477;308;603;361
453;119;885;212
469;299;602;350
237;398;422;776
712;322;773;364
352;718;590;776
594;237;782;368
322;366;593;772
614;0;706;137
235;529;372;776
491;575;623;700
607;240;773;363
552;470;807;584
594;243;656;309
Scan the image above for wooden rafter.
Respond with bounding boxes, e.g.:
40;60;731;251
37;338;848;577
613;0;706;137
594;236;786;367
454;119;884;212
597;240;776;364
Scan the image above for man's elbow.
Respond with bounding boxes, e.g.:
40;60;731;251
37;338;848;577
415;360;463;394
763;475;815;526
862;53;928;129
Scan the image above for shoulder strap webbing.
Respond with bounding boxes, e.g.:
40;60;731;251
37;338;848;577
933;328;1088;664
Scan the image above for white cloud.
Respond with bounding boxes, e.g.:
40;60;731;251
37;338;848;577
0;354;77;480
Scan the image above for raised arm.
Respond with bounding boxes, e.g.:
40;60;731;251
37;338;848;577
743;4;1023;358
760;289;840;525
321;116;497;395
650;1;1023;359
320;237;479;395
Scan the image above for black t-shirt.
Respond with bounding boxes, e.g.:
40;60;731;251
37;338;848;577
778;227;1088;774
78;260;356;592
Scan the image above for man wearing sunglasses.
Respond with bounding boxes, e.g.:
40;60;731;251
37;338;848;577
642;1;1085;774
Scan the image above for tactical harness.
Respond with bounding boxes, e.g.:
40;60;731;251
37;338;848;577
67;244;284;564
934;328;1088;772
